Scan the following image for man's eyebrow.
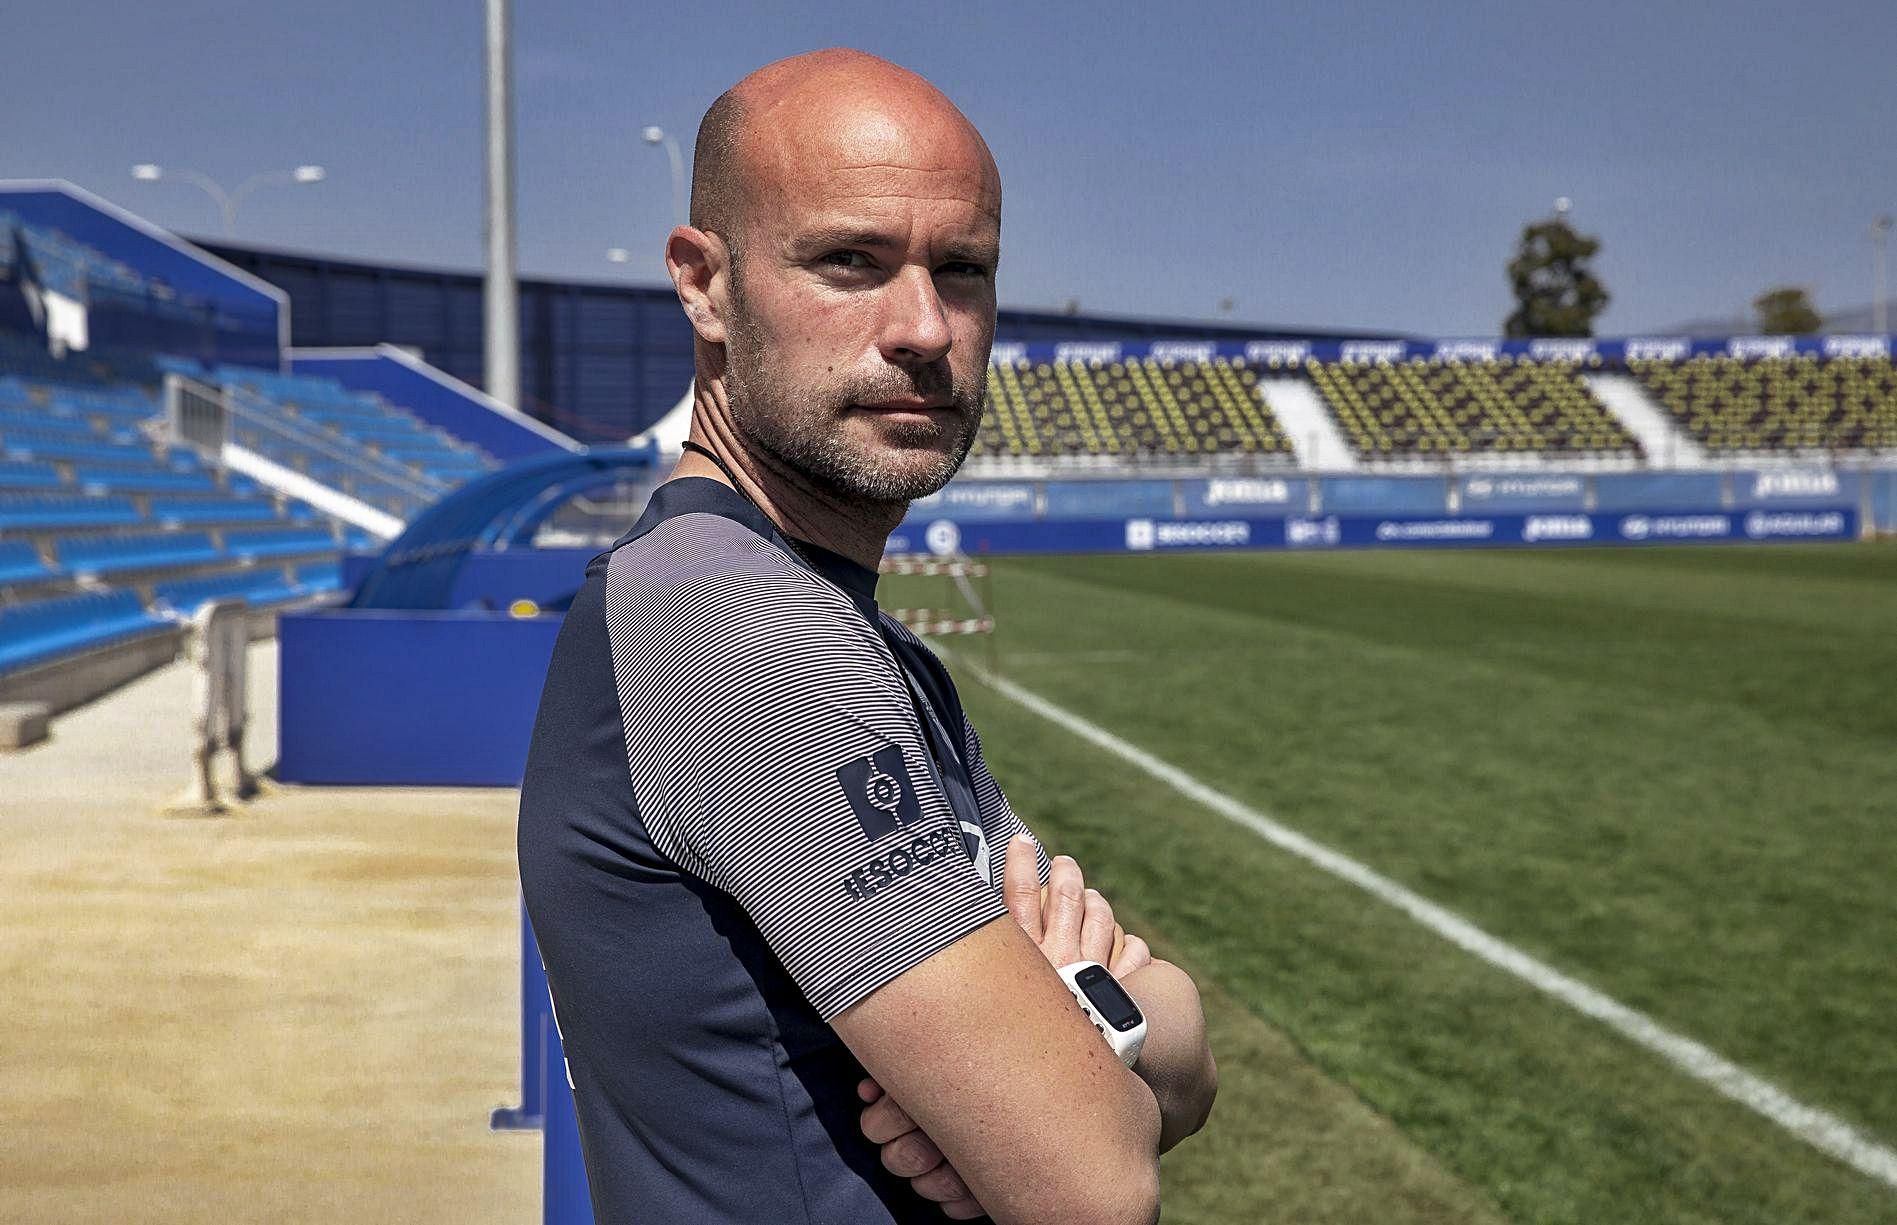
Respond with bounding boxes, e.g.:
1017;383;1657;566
791;226;903;253
940;242;999;268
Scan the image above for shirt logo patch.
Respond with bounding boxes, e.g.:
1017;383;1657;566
838;745;924;841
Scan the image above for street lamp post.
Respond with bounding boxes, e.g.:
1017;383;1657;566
130;163;325;236
642;126;686;229
1874;216;1892;335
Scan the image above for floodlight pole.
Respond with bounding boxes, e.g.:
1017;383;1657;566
642;126;687;229
1873;216;1892;335
483;0;521;410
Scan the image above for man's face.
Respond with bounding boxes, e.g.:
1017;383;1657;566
715;109;1000;506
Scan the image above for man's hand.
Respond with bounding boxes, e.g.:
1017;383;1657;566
1008;834;1151;979
857;1076;988;1219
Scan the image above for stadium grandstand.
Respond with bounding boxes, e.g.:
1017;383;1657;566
0;188;545;715
1630;352;1897;454
1306;354;1641;460
977;354;1296;462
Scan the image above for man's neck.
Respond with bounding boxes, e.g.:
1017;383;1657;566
674;409;905;571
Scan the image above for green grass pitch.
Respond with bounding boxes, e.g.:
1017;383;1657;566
890;541;1897;1224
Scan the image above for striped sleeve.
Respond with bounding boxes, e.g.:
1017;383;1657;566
602;515;1007;1019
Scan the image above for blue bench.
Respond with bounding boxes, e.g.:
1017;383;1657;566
2;439;160;466
154;569;302;615
0;589;165;675
57;530;220;576
0;539;56;584
0;494;141;531
0;411;94;437
225;528;337;560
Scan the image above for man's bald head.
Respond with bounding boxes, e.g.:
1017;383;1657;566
688;49;999;254
668;49;1000;510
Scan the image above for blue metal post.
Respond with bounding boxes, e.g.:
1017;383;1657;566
542;1012;594;1224
492;901;551;1129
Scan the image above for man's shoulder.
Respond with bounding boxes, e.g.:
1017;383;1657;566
601;512;861;653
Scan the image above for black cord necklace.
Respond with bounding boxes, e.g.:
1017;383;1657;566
678;440;819;568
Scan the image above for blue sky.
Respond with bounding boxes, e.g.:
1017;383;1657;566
5;0;1892;335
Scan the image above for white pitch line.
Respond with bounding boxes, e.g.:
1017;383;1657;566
961;658;1897;1192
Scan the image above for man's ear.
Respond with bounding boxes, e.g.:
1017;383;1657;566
666;226;731;346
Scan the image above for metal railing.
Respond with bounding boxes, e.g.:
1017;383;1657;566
164;372;452;521
164;372;229;454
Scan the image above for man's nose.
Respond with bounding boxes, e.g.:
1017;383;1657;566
876;265;953;366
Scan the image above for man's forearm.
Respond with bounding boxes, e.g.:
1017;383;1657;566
1120;959;1216;1152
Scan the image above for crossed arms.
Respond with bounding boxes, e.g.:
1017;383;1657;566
833;835;1218;1224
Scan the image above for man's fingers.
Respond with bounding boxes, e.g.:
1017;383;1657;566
1110;922;1127;967
1002;833;1043;938
859;1094;917;1145
879;1129;945;1180
1111;933;1152;979
1079;887;1115;963
856;1077;883;1104
908;1159;971;1203
940;1198;988;1220
1041;855;1086;963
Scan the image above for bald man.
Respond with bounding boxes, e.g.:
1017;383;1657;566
518;50;1215;1224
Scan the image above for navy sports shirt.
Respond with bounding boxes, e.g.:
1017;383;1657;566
517;476;1045;1223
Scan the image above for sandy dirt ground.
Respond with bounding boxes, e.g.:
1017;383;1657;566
0;640;539;1223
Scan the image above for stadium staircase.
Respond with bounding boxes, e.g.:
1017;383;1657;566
153;358;501;536
1581;372;1707;468
1255;375;1359;470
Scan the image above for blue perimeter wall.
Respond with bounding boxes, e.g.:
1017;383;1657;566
893;468;1893;553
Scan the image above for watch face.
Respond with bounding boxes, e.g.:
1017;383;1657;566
1075;963;1143;1032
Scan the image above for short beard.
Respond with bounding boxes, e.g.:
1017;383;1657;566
722;287;984;506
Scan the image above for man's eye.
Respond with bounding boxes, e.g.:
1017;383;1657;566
820;250;873;269
939;262;990;279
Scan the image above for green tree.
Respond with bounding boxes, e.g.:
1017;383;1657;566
1504;217;1610;337
1753;286;1823;334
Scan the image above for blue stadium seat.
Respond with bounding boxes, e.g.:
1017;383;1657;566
0;461;64;490
293;560;342;593
75;468;217;494
56;530;220;576
148;497;280;525
0;589;165;675
0;539;56;584
224;527;336;559
0;493;140;530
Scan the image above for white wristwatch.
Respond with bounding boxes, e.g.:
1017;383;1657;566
1058;961;1147;1067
